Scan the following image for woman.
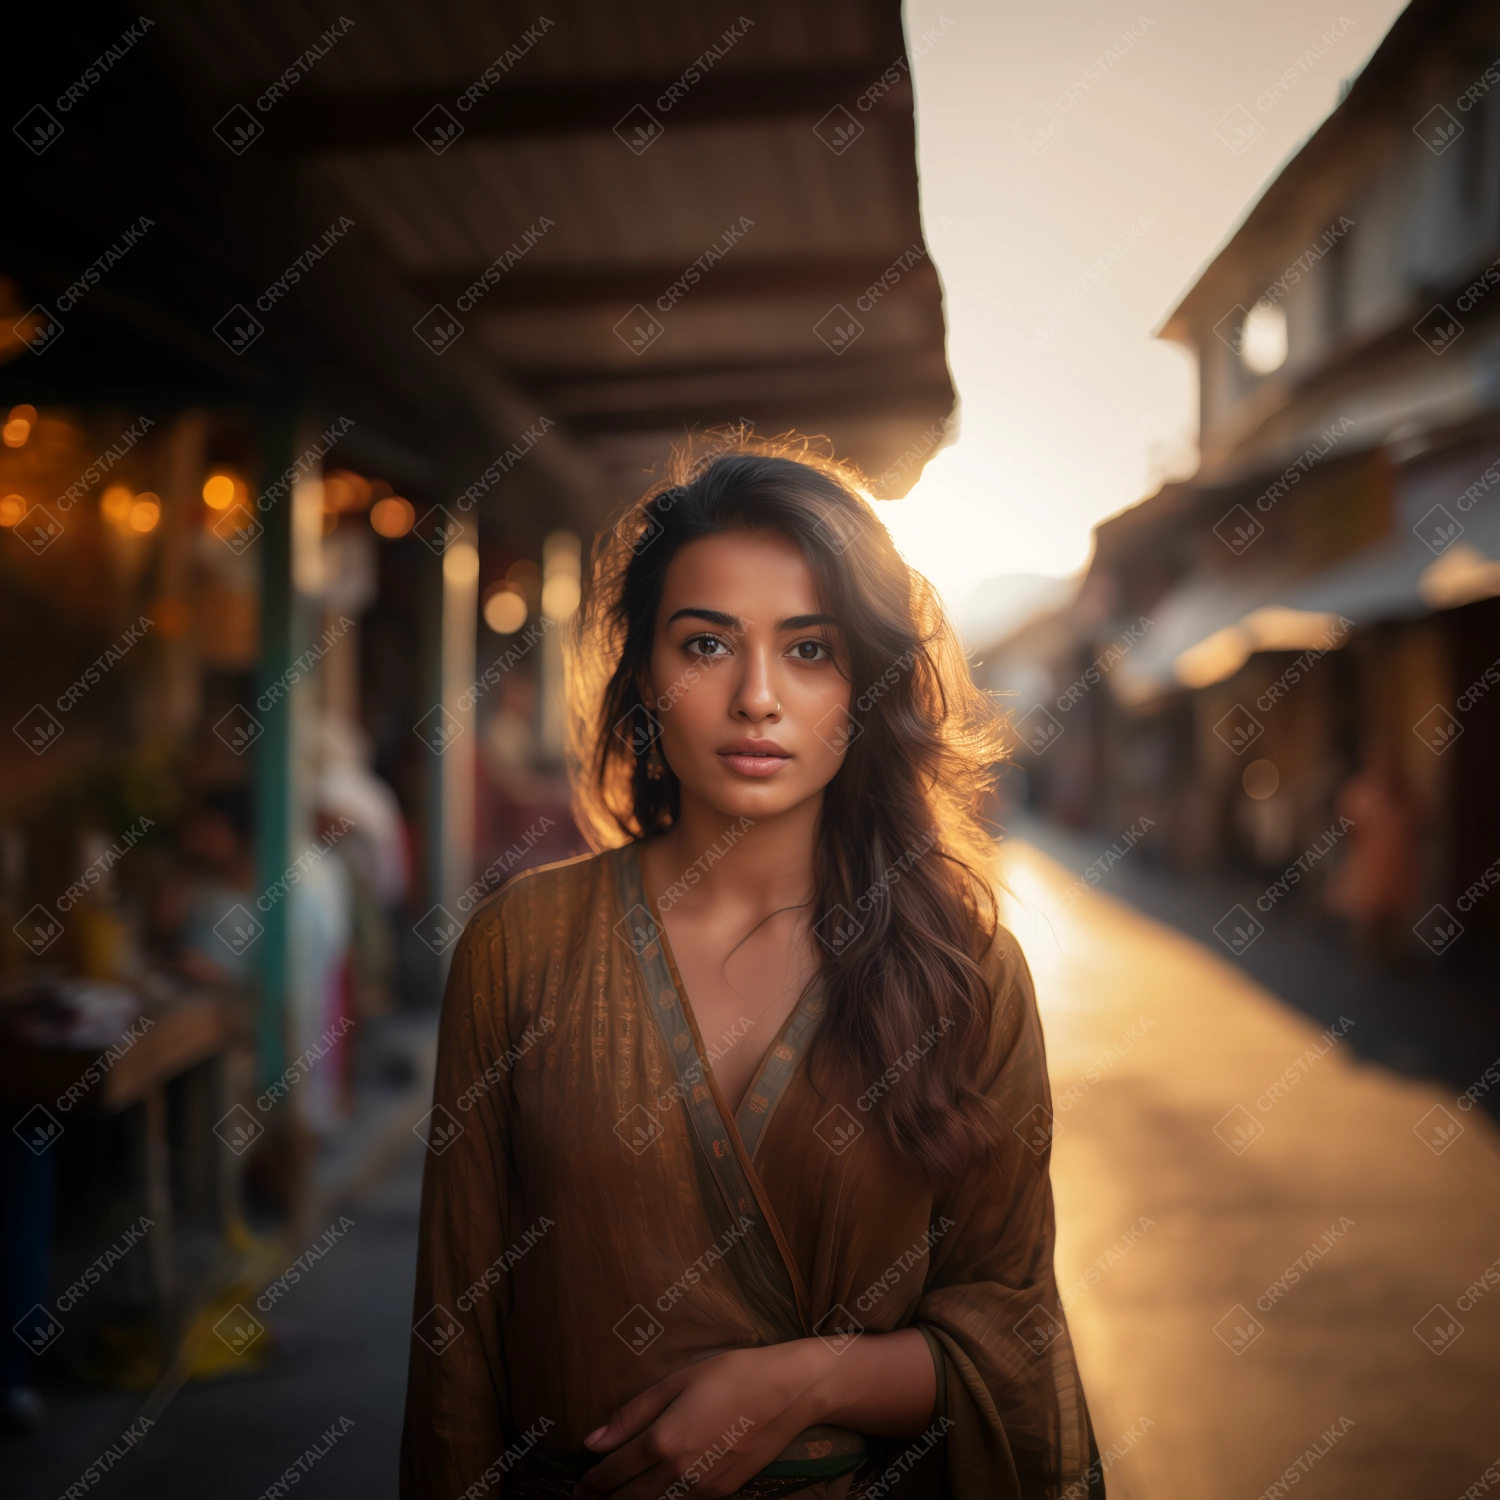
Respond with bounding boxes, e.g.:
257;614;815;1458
400;442;1102;1500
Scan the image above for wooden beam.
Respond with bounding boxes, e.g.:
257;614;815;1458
413;255;938;313
556;384;955;436
523;348;953;416
268;66;910;152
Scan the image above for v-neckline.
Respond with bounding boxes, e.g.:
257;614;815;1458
631;839;820;1133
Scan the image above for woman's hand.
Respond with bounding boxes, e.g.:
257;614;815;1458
573;1328;936;1500
573;1340;829;1500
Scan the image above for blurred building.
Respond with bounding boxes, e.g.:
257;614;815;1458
985;0;1500;960
0;0;953;1409
1;0;953;1058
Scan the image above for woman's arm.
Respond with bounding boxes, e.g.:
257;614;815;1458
774;1326;936;1435
575;1328;935;1500
581;927;1101;1500
908;927;1100;1497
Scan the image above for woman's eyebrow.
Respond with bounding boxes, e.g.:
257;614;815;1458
663;608;841;630
665;607;741;628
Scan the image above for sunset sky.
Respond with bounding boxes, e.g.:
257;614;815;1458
880;0;1409;619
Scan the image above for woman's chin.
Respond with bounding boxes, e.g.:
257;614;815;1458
682;769;819;824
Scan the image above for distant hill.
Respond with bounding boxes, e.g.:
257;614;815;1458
949;572;1077;653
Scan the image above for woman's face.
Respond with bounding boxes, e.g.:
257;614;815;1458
645;528;853;823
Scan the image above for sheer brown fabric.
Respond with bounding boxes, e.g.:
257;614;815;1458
399;844;1094;1499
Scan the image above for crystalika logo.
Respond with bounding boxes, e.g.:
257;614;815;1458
613;903;658;957
14;104;65;155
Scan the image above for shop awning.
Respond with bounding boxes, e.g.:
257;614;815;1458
5;2;955;532
1109;562;1300;705
1276;471;1500;621
1110;500;1500;704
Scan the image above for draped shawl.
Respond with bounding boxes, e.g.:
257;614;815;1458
400;843;1097;1499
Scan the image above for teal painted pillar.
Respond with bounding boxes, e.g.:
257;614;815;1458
252;394;302;1090
419;537;445;927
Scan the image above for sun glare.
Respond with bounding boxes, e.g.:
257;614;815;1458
875;443;1092;609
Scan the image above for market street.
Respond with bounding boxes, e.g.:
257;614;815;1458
1000;837;1500;1499
14;838;1500;1500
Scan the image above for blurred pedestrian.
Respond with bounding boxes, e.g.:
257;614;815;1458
288;806;354;1137
1330;756;1420;959
158;786;258;987
317;716;408;1023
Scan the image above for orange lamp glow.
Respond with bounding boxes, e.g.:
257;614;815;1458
202;473;238;510
370;495;416;538
483;587;528;634
323;469;373;513
101;485;134;526
129;493;161;533
0;494;25;527
2;418;29;448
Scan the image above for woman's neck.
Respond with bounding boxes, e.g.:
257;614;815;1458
650;790;820;921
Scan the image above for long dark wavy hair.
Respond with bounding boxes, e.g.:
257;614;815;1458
566;433;1011;1182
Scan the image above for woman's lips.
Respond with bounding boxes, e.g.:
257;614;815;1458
717;750;791;778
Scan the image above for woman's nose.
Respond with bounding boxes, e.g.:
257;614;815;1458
732;651;781;720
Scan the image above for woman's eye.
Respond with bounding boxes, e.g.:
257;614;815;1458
789;639;832;662
685;634;730;658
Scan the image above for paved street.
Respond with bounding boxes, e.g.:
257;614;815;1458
10;1076;430;1500
101;1138;426;1500
999;836;1500;1499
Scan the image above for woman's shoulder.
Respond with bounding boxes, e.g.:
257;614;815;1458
944;913;1044;1099
977;915;1030;985
460;843;625;947
969;914;1038;1037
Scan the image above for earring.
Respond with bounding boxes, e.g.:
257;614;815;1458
645;743;667;780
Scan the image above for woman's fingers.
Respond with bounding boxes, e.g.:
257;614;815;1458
574;1427;665;1497
578;1347;802;1498
577;1416;752;1499
575;1376;686;1493
583;1374;683;1452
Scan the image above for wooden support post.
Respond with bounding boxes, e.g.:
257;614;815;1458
253;395;300;1094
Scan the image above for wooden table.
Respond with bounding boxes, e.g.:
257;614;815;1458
0;994;237;1342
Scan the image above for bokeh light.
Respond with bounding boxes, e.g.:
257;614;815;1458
0;493;25;526
323;469;373;513
3;404;36;448
542;530;581;621
541;575;580;619
443;540;480;588
482;586;528;634
202;473;237;509
101;484;134;526
370;495;415;537
1243;759;1281;799
129;493;161;533
1241;301;1289;375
